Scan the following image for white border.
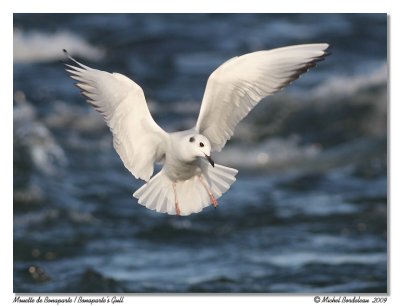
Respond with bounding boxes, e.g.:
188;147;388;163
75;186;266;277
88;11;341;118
3;0;392;13
3;1;398;306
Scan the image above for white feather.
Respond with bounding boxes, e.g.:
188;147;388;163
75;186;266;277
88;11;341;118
64;52;168;181
133;164;238;215
195;43;329;151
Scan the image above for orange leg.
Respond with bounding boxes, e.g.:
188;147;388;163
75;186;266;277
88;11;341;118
198;176;218;208
172;182;180;216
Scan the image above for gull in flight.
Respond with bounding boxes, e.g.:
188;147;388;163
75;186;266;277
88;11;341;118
64;43;329;216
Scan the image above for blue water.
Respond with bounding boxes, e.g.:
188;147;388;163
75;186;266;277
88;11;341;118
13;13;387;293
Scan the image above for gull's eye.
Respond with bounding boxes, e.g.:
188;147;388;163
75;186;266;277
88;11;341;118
189;137;195;142
199;142;204;147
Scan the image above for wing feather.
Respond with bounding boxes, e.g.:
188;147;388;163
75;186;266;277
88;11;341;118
195;43;330;151
64;50;167;181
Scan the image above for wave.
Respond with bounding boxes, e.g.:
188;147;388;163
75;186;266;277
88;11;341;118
265;252;386;268
13;29;104;63
310;62;387;99
13;91;67;176
214;135;321;171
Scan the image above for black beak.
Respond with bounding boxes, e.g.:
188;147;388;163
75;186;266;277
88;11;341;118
205;154;215;167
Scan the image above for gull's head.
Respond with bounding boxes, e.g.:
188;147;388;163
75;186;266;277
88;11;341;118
184;134;214;167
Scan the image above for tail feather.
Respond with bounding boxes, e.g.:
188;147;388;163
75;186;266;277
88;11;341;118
133;164;238;216
156;187;170;212
133;170;172;212
177;178;209;215
207;164;238;197
138;180;159;209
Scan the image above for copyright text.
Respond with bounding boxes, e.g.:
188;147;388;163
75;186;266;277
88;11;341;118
314;296;387;304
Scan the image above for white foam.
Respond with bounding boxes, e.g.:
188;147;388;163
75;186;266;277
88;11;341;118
13;29;104;63
264;252;386;268
214;135;321;170
311;62;387;98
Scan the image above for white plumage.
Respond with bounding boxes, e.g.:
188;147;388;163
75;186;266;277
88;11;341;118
64;43;329;216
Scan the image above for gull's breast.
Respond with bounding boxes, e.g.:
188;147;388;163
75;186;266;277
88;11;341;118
163;158;202;182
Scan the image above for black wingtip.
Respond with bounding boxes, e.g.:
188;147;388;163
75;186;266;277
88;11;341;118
62;49;83;68
62;49;70;63
274;48;331;92
62;49;74;61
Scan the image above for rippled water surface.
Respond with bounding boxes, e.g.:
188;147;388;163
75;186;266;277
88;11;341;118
13;13;387;293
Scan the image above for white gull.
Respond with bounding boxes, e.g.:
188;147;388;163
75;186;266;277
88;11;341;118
64;43;329;216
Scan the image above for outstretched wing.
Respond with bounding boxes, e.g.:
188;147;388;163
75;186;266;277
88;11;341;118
195;43;329;151
64;50;167;181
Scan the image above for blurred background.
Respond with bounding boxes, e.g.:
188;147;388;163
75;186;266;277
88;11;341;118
13;13;387;293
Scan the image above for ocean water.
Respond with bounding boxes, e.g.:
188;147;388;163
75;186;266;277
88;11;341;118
13;13;387;293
